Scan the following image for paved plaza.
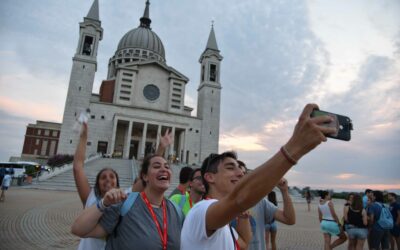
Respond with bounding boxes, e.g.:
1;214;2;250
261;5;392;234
0;188;359;250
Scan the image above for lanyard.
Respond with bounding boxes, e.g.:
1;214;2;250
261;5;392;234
141;192;168;250
189;195;193;208
178;185;186;195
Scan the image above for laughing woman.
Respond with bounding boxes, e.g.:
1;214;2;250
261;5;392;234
74;123;120;250
71;155;183;250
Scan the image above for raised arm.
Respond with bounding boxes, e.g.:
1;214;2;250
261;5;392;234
273;178;295;225
206;104;336;231
155;128;173;156
73;123;91;206
71;188;127;238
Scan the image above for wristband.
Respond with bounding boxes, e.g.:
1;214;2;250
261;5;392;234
96;198;109;212
280;146;297;165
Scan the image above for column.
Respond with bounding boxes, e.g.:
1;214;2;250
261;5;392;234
155;124;162;150
169;127;175;156
123;120;133;159
140;122;148;158
180;130;186;163
109;118;118;154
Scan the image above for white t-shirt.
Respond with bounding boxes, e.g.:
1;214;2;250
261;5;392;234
2;175;12;187
181;199;238;250
77;189;106;250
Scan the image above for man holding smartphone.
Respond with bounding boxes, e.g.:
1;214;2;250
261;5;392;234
180;103;338;250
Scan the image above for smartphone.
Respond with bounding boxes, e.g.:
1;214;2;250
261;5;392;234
311;109;353;141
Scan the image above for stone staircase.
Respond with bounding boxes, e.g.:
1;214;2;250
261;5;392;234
25;158;135;191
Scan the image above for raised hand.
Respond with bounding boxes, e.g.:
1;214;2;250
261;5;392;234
80;122;88;140
285;104;337;162
102;188;127;207
160;128;174;148
277;178;288;192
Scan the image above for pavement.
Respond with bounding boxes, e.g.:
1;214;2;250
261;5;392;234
0;188;361;250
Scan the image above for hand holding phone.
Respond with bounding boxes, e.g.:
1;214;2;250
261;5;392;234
311;109;353;141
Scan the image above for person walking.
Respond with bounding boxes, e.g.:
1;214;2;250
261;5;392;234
318;190;347;250
305;190;312;212
0;173;12;202
344;193;368;250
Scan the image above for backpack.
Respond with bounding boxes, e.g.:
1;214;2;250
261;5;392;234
377;202;393;230
120;192;184;221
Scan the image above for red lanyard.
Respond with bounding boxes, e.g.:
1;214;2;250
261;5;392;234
141;192;168;250
189;195;193;208
178;185;186;195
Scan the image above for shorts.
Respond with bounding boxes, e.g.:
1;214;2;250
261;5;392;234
1;186;8;191
320;220;340;236
391;225;400;237
265;221;277;232
347;227;368;240
370;228;389;249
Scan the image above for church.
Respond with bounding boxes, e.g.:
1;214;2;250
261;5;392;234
56;0;223;165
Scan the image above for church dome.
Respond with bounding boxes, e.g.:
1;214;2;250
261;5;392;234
117;27;165;59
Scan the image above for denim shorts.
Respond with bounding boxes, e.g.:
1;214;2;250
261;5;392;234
320;220;340;236
347;227;368;240
265;221;277;232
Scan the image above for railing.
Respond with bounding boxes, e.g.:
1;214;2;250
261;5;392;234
33;153;102;183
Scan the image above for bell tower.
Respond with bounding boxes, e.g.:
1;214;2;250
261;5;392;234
197;23;223;160
58;0;103;154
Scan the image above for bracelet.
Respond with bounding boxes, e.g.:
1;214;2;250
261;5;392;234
96;198;109;212
280;146;297;165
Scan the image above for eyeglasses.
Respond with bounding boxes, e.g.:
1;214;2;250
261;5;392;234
192;176;203;181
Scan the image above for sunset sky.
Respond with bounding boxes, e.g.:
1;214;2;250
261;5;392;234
0;0;399;192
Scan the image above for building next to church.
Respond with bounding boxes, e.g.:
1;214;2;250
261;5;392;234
21;121;61;160
56;0;223;165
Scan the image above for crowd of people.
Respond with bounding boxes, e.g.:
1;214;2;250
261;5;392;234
67;103;399;250
315;189;400;250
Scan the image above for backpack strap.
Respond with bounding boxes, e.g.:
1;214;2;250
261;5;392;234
120;192;139;216
179;193;187;210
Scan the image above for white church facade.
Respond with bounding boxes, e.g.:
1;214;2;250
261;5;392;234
57;0;223;165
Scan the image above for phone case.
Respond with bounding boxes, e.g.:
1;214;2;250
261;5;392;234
311;109;353;141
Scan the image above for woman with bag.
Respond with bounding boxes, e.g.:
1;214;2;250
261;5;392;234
344;193;368;250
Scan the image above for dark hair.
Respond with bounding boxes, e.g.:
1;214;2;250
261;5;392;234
140;154;163;188
388;192;398;199
237;160;247;174
351;193;363;211
319;190;329;199
201;151;237;195
179;166;193;184
189;168;202;181
94;168;120;198
373;190;384;203
268;191;278;206
365;189;372;194
347;193;354;201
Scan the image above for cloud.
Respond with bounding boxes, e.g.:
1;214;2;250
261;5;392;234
335;173;356;180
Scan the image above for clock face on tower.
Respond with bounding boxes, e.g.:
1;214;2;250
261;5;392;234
143;84;160;101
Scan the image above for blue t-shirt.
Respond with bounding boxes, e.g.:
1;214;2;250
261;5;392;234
368;202;384;231
362;195;368;208
390;202;400;224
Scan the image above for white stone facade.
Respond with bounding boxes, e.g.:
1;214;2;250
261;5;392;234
57;1;222;165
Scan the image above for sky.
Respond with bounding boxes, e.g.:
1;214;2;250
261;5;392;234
0;0;399;193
